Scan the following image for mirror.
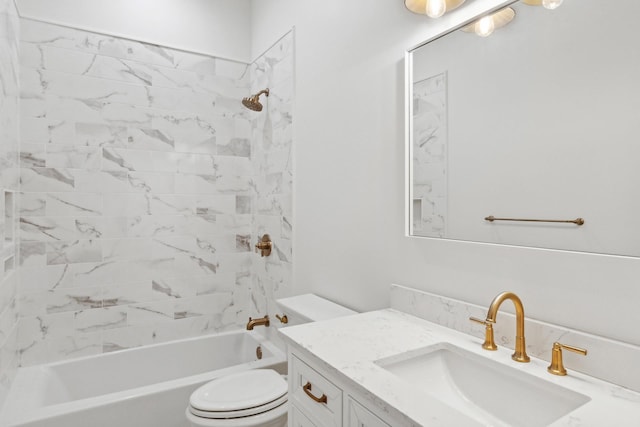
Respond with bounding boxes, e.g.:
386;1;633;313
408;0;640;257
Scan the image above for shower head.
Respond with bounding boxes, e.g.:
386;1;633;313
242;88;270;112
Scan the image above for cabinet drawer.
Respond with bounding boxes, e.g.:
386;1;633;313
291;405;319;427
291;355;342;427
346;397;390;427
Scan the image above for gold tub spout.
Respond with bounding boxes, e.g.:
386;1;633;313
246;315;270;330
485;292;530;363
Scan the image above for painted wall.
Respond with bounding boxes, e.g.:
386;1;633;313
15;0;252;62
16;19;293;365
0;0;20;407
251;0;640;347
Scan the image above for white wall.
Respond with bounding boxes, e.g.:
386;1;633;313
16;0;252;61
251;0;640;347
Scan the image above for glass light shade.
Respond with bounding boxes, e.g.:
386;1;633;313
425;0;446;18
475;15;495;37
542;0;563;9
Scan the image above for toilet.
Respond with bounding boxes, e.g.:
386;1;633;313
186;294;356;427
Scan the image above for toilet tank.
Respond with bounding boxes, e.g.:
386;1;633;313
275;294;357;327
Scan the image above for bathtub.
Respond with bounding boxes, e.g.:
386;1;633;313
1;331;286;427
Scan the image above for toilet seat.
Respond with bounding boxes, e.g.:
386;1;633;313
188;369;288;423
190;393;287;419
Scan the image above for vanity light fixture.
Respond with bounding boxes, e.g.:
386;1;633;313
461;7;515;37
523;0;563;10
404;0;466;18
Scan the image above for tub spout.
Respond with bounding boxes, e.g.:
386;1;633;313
246;315;270;330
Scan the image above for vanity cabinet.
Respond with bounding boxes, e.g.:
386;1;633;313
288;350;393;427
290;354;342;427
345;397;390;427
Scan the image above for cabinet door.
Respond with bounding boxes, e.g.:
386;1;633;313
291;355;342;427
291;405;319;427
346;397;390;427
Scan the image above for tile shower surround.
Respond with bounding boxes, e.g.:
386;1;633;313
412;73;447;238
0;0;20;402
16;19;294;366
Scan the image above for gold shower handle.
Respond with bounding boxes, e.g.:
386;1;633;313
255;234;272;257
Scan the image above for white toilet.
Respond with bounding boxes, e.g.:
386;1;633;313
186;294;356;427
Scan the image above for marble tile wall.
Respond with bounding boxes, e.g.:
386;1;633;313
391;284;640;393
0;0;20;406
248;32;294;324
412;73;447;238
16;19;294;365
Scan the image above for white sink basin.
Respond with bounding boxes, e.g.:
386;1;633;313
375;343;590;427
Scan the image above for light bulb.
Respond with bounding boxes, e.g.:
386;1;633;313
542;0;563;10
425;0;446;18
475;15;495;37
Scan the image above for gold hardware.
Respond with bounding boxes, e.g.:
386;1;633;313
303;382;327;404
275;314;288;324
469;317;497;351
246;315;270;330
547;342;587;376
485;216;585;226
482;292;530;363
255;234;272;257
242;88;269;112
256;346;263;360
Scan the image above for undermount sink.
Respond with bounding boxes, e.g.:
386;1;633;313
375;343;590;427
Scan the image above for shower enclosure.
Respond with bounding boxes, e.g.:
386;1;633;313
0;2;294;406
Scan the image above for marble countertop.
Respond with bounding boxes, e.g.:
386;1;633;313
279;309;640;427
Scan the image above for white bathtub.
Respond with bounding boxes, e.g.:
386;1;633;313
1;331;286;427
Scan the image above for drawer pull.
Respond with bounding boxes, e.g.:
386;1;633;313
303;381;327;404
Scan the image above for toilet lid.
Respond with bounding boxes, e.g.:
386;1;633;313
190;369;288;417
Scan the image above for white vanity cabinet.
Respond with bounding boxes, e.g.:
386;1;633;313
288;350;392;427
345;397;389;427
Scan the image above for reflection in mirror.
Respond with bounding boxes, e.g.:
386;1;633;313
408;0;640;257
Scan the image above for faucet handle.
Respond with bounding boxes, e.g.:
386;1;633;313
547;342;587;376
469;317;498;351
469;316;490;325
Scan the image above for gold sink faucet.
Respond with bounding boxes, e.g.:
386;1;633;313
470;291;530;363
246;315;270;330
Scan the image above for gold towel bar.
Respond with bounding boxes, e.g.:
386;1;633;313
484;216;584;226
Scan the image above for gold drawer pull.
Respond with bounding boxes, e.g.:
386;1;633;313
303;381;327;404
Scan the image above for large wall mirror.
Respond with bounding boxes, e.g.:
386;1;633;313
407;0;640;257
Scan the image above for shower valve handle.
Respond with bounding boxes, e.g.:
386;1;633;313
255;234;272;257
